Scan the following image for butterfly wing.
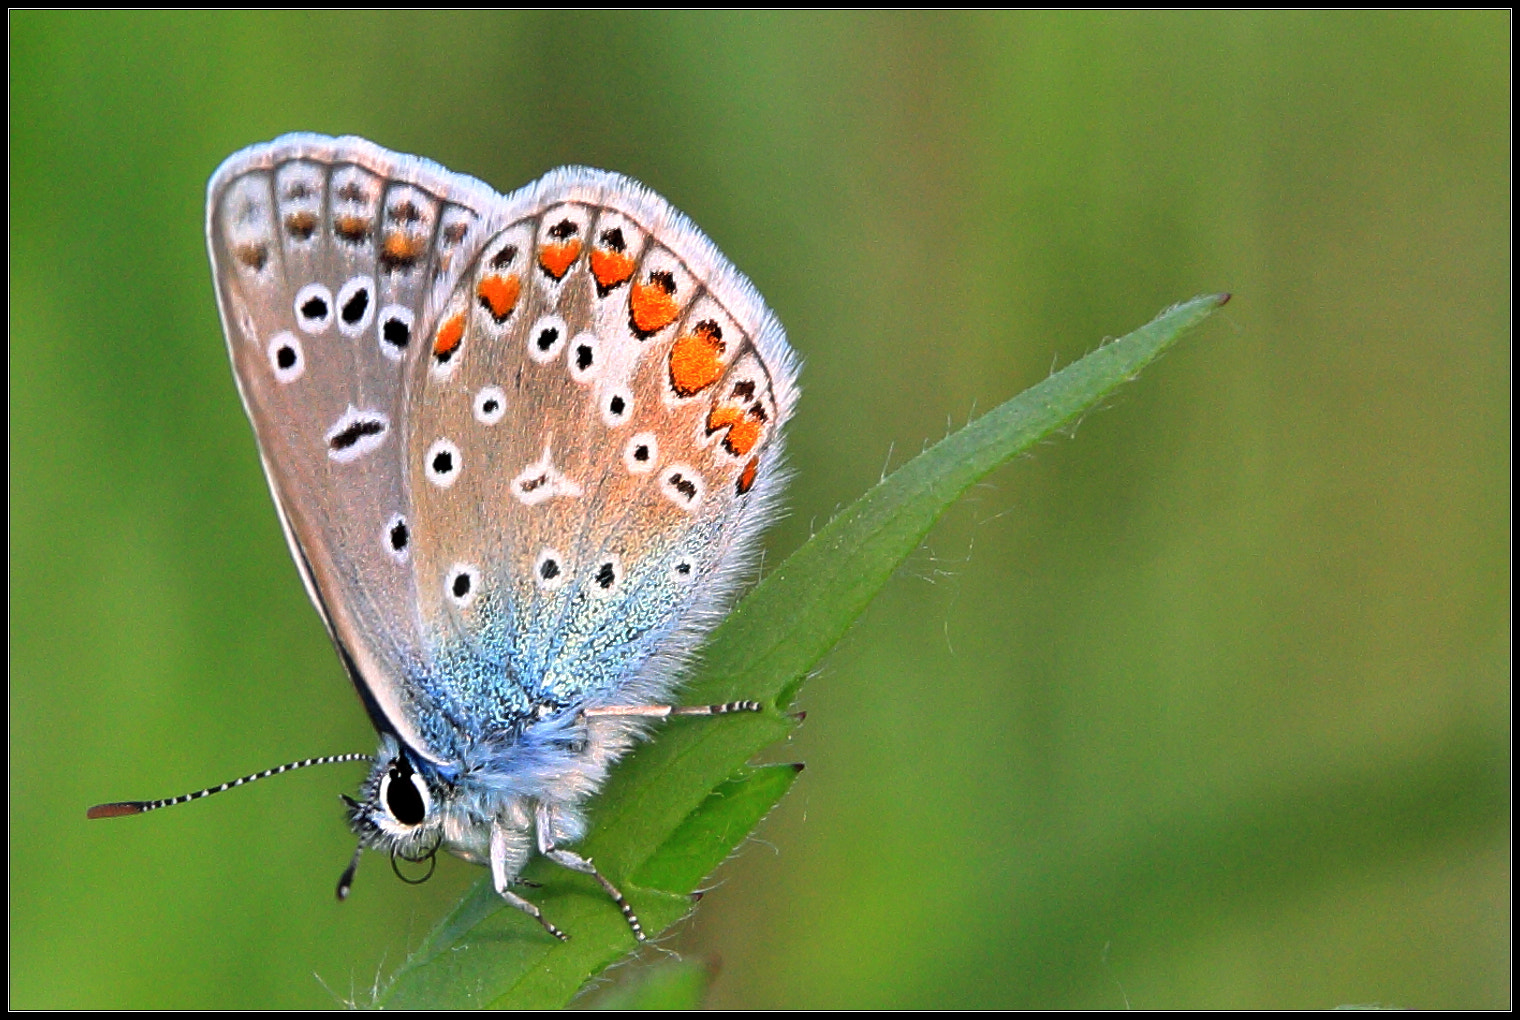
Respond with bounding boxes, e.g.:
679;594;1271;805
209;136;798;769
206;135;512;762
400;170;798;752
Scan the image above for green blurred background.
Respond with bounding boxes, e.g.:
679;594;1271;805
9;11;1509;1009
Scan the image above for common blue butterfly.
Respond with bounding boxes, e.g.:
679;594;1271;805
90;134;798;942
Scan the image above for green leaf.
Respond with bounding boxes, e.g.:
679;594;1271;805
376;764;804;1009
581;957;716;1010
375;294;1229;1009
634;763;805;892
378;871;692;1009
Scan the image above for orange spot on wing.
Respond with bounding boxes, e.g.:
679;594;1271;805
668;321;727;397
381;231;426;268
630;277;680;337
591;248;635;292
434;312;465;358
284;211;317;240
706;404;766;457
708;405;742;431
334;215;370;243
538;240;582;280
737;457;759;495
233;242;268;270
476;273;520;322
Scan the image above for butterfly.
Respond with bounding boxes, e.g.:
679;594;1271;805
89;134;798;942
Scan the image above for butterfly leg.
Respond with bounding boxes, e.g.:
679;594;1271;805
582;700;763;719
491;822;567;941
534;803;646;942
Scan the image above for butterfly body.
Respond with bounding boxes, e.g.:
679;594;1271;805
204;135;797;934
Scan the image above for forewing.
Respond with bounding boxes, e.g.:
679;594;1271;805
205;134;508;761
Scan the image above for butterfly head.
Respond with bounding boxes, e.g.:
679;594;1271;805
345;734;450;865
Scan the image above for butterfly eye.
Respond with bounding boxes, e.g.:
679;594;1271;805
379;757;430;827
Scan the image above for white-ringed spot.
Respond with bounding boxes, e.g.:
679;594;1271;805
566;331;601;383
336;275;376;337
600;385;633;428
424;439;462;488
378;304;413;361
623;432;658;475
446;563;480;608
660;464;705;510
527;314;567;364
384;514;410;564
669;556;697;584
474;386;507;425
534;548;567;590
590;556;622;599
267;331;304;383
325;406;390;463
294;282;334;334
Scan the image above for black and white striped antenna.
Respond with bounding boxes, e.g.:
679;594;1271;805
87;753;373;819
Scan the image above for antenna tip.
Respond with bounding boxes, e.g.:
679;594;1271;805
88;802;146;819
337;849;362;902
